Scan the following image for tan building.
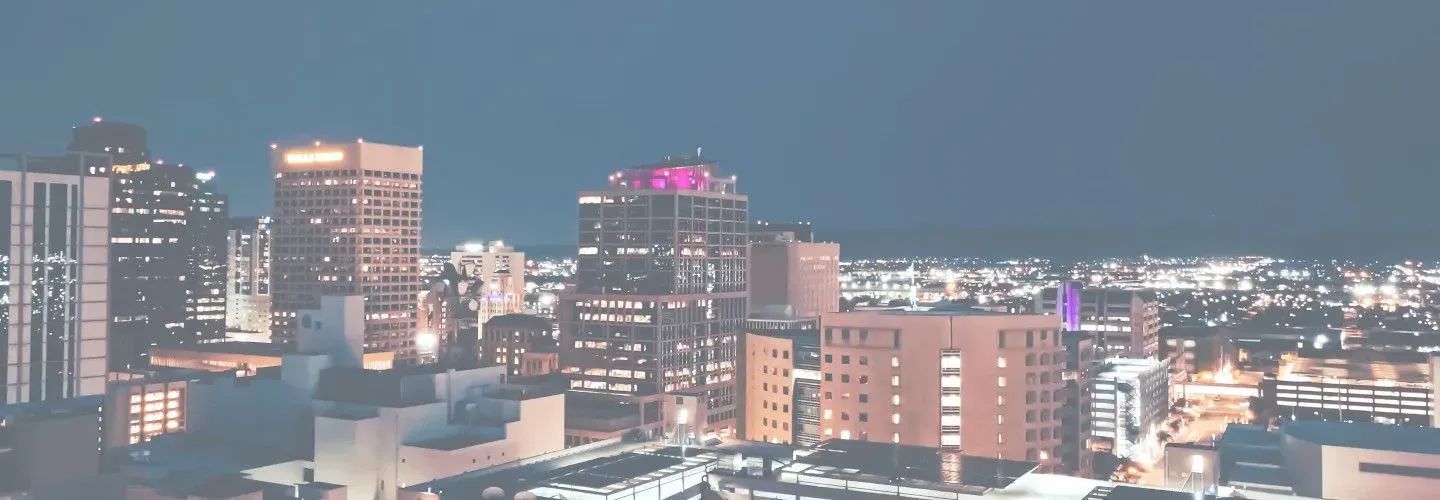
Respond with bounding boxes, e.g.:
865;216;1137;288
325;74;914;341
749;239;840;318
270;141;423;362
817;309;1066;469
104;376;189;447
451;240;525;321
149;341;394;375
741;330;822;446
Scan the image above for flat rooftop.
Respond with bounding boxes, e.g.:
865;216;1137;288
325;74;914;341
407;443;708;498
156;341;284;357
0;395;101;421
1282;354;1429;383
783;440;1038;492
408;433;503;451
1284;420;1440;455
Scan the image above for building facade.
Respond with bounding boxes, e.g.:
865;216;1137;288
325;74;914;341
559;156;747;439
0;153;110;404
480;313;557;376
451;240;525;322
68;120;228;370
740;329;821;446
270;141;423;362
225;216;272;335
186;171;228;341
104;375;189;447
748;238;839;319
817;310;1066;469
1036;283;1161;358
1260;352;1432;427
1089;358;1170;460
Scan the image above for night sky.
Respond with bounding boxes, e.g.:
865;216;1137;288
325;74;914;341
3;1;1438;252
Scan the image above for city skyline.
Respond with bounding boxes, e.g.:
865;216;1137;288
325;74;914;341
5;2;1440;251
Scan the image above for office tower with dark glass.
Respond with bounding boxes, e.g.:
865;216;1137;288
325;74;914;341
0;153;110;404
560;156;747;439
185;171;229;343
270;141;423;362
68;120;227;370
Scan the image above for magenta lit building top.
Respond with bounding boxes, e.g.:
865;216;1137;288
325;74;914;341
606;157;737;194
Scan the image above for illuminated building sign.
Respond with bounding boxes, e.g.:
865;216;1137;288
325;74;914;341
611;165;710;191
284;150;345;164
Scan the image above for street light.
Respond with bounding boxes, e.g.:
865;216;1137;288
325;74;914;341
677;408;689;457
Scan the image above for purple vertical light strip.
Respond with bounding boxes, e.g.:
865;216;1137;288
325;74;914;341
1062;282;1081;331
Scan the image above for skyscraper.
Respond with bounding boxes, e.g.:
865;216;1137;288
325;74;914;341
225;216;272;336
68;120;227;370
185;170;229;342
270;141;423;362
0;153;110;404
560;155;747;439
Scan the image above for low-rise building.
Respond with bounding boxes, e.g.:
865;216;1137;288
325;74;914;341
1215;421;1440;500
0;396;116;498
739;329;820;446
1260;351;1432;426
1089;358;1170;461
149;341;394;375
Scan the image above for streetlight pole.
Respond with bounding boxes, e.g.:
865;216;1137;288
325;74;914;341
677;408;690;457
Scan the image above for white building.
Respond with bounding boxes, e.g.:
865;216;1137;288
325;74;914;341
1090;358;1170;460
113;295;565;500
225;216;272;337
0;153;110;404
451;240;525;322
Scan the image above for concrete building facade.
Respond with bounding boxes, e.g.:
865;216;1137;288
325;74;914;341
816;310;1066;469
270;141;423;362
450;241;525;323
740;329;821;446
0;153;110;404
1036;284;1160;358
225;216;272;335
748;239;839;319
560;156;747;440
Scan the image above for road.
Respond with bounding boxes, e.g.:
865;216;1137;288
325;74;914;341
1134;395;1251;487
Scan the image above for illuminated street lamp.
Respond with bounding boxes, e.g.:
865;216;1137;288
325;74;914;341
677;408;689;456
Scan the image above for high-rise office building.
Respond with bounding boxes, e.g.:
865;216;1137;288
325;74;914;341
560;155;747;439
185;170;228;341
68;120;227;370
270;141;423;362
817;310;1066;470
451;240;525;324
1036;283;1160;358
749;232;839;318
0;153;110;404
224;216;272;335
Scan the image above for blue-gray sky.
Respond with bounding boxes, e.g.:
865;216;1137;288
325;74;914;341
3;1;1438;250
